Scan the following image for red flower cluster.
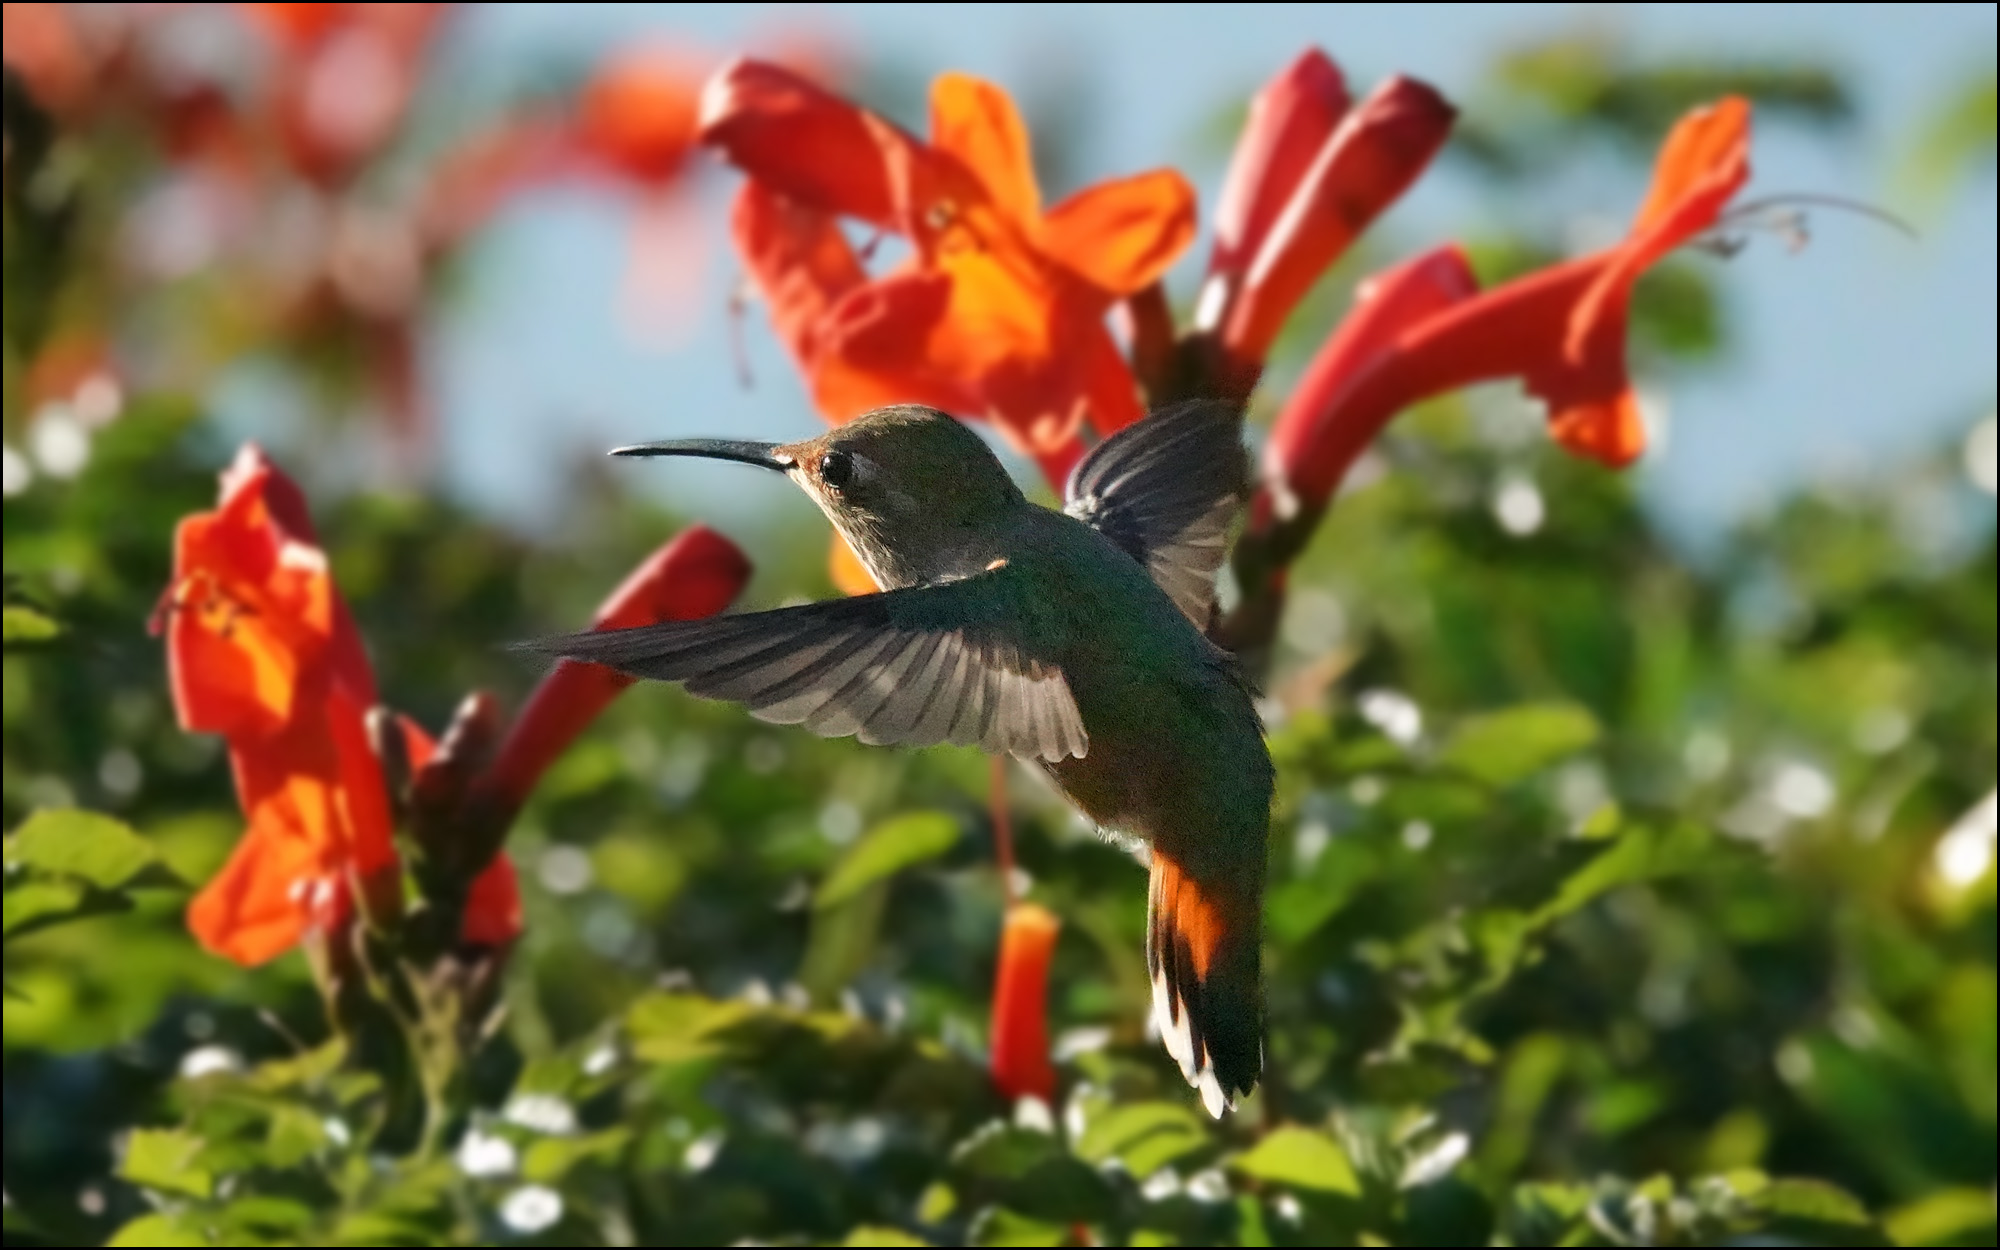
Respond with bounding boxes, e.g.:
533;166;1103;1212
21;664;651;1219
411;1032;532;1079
1199;50;1457;380
703;49;1761;1101
704;60;1197;485
1263;95;1755;527
162;447;750;963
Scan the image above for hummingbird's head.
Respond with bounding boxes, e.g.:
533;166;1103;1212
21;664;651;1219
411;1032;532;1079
613;405;1027;589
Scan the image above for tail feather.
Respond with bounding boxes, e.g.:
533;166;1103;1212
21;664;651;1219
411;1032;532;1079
1147;849;1263;1118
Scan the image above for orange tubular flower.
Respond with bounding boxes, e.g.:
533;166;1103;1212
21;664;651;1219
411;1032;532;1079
705;59;1197;485
1266;96;1754;514
989;903;1062;1104
1199;50;1456;372
165;445;518;963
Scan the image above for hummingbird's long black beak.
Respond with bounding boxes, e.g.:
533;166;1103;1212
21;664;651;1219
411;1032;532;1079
609;439;791;471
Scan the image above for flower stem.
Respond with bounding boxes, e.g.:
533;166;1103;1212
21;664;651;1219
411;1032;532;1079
990;755;1016;908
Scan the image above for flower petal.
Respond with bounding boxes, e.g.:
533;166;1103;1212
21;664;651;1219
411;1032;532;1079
732;182;867;377
461;854;523;947
169;452;340;738
700;57;903;229
929;72;1042;226
1227;74;1456;365
187;787;324;965
1079;321;1144;441
190;683;396;964
1631;95;1754;252
1546;388;1649;469
1559;98;1752;463
814;268;983;422
1041;169;1198;296
1210;48;1352;282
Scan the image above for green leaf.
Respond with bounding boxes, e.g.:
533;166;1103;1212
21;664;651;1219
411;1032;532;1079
918;1182;958;1224
107;1214;211;1248
1268;839;1383;946
801;879;890;1003
1756;1178;1875;1228
264;1104;331;1170
7;808;162;890
220;1197;317;1236
1533;822;1709;926
971;1207;1069;1247
845;1226;933;1247
1;605;60;644
817;811;960;909
1886;1188;1998;1247
1076;1102;1211;1179
523;1128;632;1184
1231;1127;1362;1197
626;992;759;1065
245;1041;348;1095
954;1123;1065;1181
3;877;91;939
1440;704;1600;787
119;1128;215;1200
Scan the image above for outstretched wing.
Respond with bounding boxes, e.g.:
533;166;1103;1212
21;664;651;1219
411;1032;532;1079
521;565;1086;763
1064;400;1248;627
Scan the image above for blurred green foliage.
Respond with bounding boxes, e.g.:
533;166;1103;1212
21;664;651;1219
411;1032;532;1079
5;19;1996;1250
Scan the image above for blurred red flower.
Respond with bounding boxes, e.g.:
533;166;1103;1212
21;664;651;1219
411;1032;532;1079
1200;49;1456;376
162;447;753;965
989;903;1062;1105
1264;95;1755;524
240;2;453;189
705;59;1197;485
577;45;708;187
2;2;93;115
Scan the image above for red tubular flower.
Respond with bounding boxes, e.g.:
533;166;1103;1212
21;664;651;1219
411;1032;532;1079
705;59;1196;486
1262;244;1479;521
1208;49;1352;283
480;527;752;816
1201;57;1456;371
1266;95;1753;508
165;445;519;963
990;903;1061;1104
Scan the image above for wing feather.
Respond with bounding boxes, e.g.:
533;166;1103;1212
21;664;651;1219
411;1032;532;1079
1064;400;1248;627
523;566;1086;763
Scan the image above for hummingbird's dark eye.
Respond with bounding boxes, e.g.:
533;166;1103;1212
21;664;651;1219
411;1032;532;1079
818;450;855;492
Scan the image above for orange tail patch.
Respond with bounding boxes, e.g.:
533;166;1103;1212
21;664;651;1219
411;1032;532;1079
1147;849;1263;1117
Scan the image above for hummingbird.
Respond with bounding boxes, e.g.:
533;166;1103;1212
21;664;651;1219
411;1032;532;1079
534;401;1273;1117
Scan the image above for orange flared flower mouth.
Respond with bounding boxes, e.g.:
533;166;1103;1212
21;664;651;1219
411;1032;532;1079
705;59;1196;483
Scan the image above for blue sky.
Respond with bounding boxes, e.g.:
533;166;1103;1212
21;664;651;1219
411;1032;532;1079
409;3;1996;546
